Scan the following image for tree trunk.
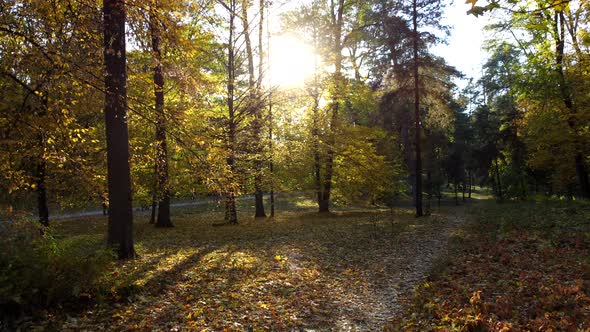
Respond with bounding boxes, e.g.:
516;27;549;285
35;159;49;227
150;5;173;228
313;97;322;209
266;2;275;219
103;0;135;259
241;0;266;218
552;11;590;199
320;0;345;214
36;97;49;227
494;158;503;201
462;182;465;202
412;0;423;217
468;170;472;198
225;0;238;224
310;26;322;211
269;106;275;218
149;160;157;224
426;170;432;215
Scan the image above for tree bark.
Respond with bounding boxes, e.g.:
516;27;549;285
241;0;266;218
35;159;49;227
36;97;49;227
269;97;275;218
225;0;238;224
412;0;423;217
266;1;275;218
468;170;472;198
426;170;432;215
150;4;173;228
313;96;322;209
494;158;503;201
149;160;157;224
553;11;590;198
319;0;345;214
103;0;135;259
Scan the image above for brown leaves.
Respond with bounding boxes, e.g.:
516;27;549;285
388;202;590;331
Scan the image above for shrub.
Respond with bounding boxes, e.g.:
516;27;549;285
0;219;113;316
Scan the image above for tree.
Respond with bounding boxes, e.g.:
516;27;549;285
241;0;267;218
224;0;239;224
149;1;173;228
370;0;448;214
411;0;423;216
468;0;590;198
103;0;135;259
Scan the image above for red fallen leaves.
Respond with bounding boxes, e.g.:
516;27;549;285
386;203;590;332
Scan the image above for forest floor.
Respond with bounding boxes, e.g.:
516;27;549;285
11;195;590;331
387;199;590;331
16;195;469;331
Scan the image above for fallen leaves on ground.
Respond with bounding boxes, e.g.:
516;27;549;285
386;201;590;331
21;204;464;331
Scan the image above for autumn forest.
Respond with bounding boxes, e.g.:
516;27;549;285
1;0;590;330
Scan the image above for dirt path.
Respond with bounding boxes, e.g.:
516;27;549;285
328;209;468;331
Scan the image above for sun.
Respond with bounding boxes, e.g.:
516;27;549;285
268;34;317;88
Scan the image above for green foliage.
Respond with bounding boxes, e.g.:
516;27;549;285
0;220;113;310
334;125;403;205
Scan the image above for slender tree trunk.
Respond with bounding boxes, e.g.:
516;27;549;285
225;0;238;224
319;0;345;214
266;1;275;218
468;170;472;198
257;0;267;217
426;170;432;215
36;97;49;227
309;26;322;211
412;0;423;217
454;182;458;206
462;181;465;202
241;0;266;218
494;158;503;201
150;5;173;228
103;0;135;259
150;160;157;224
269;99;275;218
35;159;49;227
312;97;322;209
553;11;590;198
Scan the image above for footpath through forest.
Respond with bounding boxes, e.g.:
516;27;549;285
330;208;467;331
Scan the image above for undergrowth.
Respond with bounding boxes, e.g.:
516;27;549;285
0;220;113;329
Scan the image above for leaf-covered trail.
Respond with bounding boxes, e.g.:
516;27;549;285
43;205;470;331
328;209;467;331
